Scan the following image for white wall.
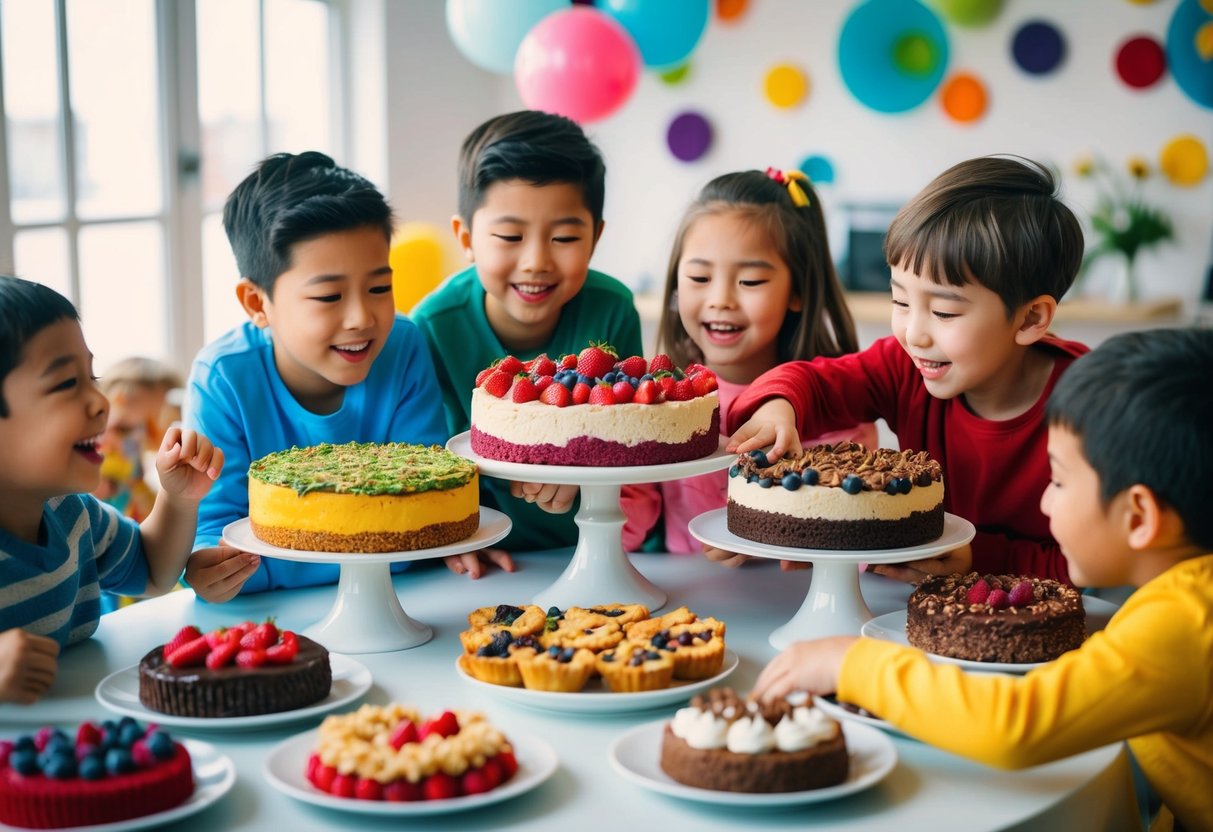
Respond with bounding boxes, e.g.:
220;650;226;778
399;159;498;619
378;0;1213;308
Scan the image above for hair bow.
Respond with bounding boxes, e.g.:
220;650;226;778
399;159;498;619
765;167;811;207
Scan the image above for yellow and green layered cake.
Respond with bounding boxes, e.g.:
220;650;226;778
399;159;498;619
248;443;479;553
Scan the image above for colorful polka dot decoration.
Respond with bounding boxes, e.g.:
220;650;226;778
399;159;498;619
764;63;810;109
941;72;987;122
659;63;692;85
798;154;836;185
1115;36;1167;88
928;0;1003;27
716;0;749;23
1011;20;1066;75
839;0;950;113
1159;134;1209;185
666;111;713;162
1167;0;1213;108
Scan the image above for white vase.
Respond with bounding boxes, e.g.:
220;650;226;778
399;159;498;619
1109;256;1138;304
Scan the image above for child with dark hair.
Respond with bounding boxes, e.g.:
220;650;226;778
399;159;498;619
728;156;1088;582
183;151;448;599
753;327;1213;832
621;168;875;557
0;276;224;703
411;111;642;574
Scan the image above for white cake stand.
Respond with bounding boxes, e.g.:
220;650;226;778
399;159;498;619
447;432;734;611
221;507;511;654
688;509;976;649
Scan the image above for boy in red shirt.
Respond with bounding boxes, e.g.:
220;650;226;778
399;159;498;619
727;156;1086;581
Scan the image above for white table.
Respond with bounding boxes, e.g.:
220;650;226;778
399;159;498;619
0;553;1141;831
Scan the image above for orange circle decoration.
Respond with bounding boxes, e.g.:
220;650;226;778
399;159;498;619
763;64;810;109
1159;134;1209;186
1197;21;1213;60
940;72;987;121
717;0;749;23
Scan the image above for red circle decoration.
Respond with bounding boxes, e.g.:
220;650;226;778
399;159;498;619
1115;35;1167;88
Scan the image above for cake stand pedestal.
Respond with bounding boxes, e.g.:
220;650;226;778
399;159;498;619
688;510;976;649
221;507;511;654
447;432;734;611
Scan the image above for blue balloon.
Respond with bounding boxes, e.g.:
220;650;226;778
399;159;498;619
594;0;709;68
446;0;568;75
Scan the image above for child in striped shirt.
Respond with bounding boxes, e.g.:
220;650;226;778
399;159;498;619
0;276;225;705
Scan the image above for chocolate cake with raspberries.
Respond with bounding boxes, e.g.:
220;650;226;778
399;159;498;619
469;343;719;467
906;572;1086;664
659;687;848;793
727;442;944;550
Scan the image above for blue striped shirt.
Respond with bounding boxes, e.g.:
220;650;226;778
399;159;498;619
0;494;149;647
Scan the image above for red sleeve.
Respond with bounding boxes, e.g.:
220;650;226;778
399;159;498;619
620;483;661;553
970;531;1071;583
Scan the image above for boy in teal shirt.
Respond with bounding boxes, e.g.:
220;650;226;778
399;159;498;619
412;111;642;571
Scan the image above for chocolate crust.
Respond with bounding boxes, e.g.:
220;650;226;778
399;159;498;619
726;500;944;550
138;635;332;718
659;724;849;793
250;512;479;553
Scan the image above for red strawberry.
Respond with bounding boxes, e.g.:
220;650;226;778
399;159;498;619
685;362;710;376
558;353;578;370
355;777;383;800
612;381;634;404
235;647;268;668
331;773;358;798
576;342;618;379
633;379;660;404
616;355;647;378
571;382;592;405
164;625;202;656
481;370;512;398
306;753;322;784
480;757;504;789
204;627;234;649
588;384;616;406
383;780;424;802
422;772;459;800
539;383;571;407
166;636;210;668
529;354;557;377
511;377;539;403
419;710;460;740
656;375;677;397
266;630;300;664
314;764;338;792
240;620;279;650
495;750;519;781
649;354;675;374
533;375;554;393
691;371;719;397
388;719;419;750
1008;581;1035;607
460;768;493;795
474;367;494;388
666;378;695;401
987;589;1011;610
496;355;523;376
76;722;102;747
966;579;991;606
206;638;240;669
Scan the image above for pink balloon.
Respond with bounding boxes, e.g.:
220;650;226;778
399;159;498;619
514;7;641;124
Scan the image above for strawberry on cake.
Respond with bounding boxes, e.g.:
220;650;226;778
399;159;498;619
469;342;720;466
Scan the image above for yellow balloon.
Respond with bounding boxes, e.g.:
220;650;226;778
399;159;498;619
390;222;456;313
1159;134;1209;187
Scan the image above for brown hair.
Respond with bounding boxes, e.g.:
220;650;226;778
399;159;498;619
884;155;1083;317
99;357;182;400
656;170;858;369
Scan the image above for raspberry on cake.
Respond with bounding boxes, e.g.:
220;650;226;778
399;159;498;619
248;442;479;553
138;622;332;718
727;442;945;550
0;718;193;828
659;688;849;793
906;572;1086;664
469;345;720;466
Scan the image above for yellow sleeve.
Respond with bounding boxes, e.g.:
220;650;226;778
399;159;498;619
837;582;1211;769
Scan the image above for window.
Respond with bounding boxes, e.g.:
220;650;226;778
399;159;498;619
0;0;341;374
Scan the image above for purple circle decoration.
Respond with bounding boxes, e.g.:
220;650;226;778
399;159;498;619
666;111;713;162
1011;20;1066;75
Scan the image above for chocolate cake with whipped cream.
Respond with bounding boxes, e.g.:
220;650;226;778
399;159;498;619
727;442;944;550
659;688;848;793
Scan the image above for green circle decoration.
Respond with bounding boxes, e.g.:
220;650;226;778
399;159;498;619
929;0;1003;27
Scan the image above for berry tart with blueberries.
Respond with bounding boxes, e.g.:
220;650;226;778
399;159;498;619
138;620;332;718
469;342;720;467
0;718;193;828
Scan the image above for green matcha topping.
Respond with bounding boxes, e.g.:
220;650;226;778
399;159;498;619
249;442;476;496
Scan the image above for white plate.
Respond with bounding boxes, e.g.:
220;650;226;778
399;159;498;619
813;694;912;740
94;653;372;730
454;649;739;714
446;432;735;486
607;718;897;807
860;595;1121;673
688;510;977;564
23;738;236;832
221;506;512;565
262;727;558;815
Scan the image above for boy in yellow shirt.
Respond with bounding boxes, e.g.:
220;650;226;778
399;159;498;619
753;327;1213;832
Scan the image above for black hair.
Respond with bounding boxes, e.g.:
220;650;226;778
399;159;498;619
1046;327;1213;550
884;156;1084;318
457;111;606;228
222;151;394;293
0;275;80;418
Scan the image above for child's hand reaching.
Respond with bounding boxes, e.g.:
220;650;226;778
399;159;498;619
0;629;60;705
726;398;801;461
867;543;972;583
510;481;577;514
445;549;516;579
750;636;857;704
186;546;261;603
154;426;224;502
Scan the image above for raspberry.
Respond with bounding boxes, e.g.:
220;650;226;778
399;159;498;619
355;777;383;800
495;750;519;780
331;773;357;798
419;711;459;740
388;719;419;750
987;588;1011;610
1008;580;1035;607
460;767;493;795
314;764;338;792
966;579;991;606
422;772;459;800
384;780;423;801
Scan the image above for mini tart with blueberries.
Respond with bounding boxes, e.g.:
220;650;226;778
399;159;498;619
540;617;623;653
459;605;545;653
516;646;597;692
652;622;726;680
625;606;699;640
596;641;676;692
567;603;650;629
457;633;542;687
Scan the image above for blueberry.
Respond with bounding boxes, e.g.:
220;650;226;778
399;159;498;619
781;473;802;491
842;475;864;495
559;375;576;390
646;651;662;661
146;731;174;761
746;474;757;484
747;449;769;465
577;373;592;386
758;477;773;488
547;645;561;657
803;468;819;486
75;743;98;762
44;754;76;780
650;634;668;649
603;371;616;383
640;373;653;382
105;748;134;775
677;632;694;646
728;464;740;478
11;748;40;775
546;606;563;619
490;604;523;625
14;736;35;753
117;716;137;732
118;722;143;748
601;652;615;663
560;648;575;663
898;477;913;494
100;720;117;738
79;755;105;780
885;479;901;495
628;376;639;386
629;655;644;667
45;735;72;756
475;645;493;657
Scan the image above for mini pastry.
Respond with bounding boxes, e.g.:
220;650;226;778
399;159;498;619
457;632;541;687
459;605;545;653
596;641;676;692
516;646;596;692
625;606;697;640
652;621;726;680
568;603;650;628
540;618;623;653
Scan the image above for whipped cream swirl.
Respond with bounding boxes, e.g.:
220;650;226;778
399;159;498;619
670;707;729;750
773;706;836;752
725;715;776;754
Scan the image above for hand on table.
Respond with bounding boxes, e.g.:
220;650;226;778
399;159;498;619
750;636;857;704
867;543;972;584
704;546;810;571
510;481;578;514
186;545;260;602
445;549;516;579
0;629;60;705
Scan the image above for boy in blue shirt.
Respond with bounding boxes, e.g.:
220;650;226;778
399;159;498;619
183;152;448;598
0;276;224;703
412;111;643;574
